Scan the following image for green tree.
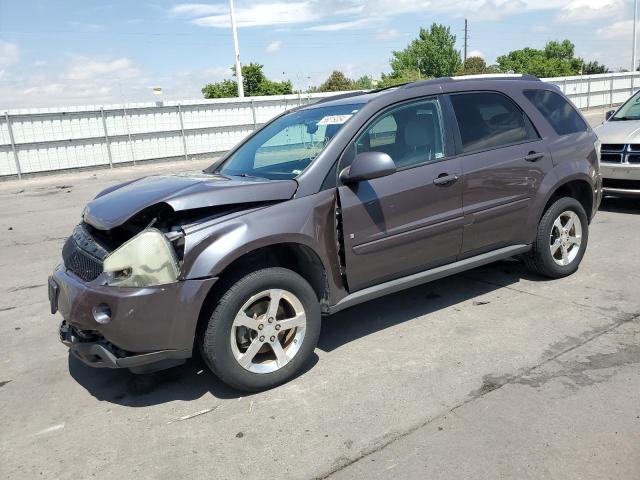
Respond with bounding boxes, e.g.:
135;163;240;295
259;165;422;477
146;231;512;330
201;79;238;99
376;69;422;88
389;23;462;79
496;40;587;77
583;61;609;74
353;75;374;89
201;63;292;98
455;56;502;76
315;71;356;92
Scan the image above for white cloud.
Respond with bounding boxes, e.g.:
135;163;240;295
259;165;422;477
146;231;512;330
202;66;232;78
266;40;283;53
171;0;628;29
188;2;321;28
558;0;624;22
65;57;141;81
172;0;432;29
171;3;227;16
0;41;19;67
468;50;484;58
375;29;402;40
307;18;376;31
597;20;633;39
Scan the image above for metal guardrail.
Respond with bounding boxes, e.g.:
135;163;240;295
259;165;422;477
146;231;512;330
2;72;640;179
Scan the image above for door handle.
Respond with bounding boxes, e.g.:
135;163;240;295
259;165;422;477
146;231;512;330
524;151;545;162
433;173;459;186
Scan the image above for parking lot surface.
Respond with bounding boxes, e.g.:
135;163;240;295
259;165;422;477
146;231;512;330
1;111;639;479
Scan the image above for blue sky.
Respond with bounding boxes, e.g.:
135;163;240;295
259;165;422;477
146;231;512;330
0;0;635;108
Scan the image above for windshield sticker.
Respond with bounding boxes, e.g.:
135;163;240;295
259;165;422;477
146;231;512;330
317;114;353;125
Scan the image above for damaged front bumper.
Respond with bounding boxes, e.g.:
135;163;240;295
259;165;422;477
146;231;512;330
49;264;217;372
59;321;188;372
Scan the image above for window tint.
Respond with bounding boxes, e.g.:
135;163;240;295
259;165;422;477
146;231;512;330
524;89;588;135
355;99;445;169
450;92;537;153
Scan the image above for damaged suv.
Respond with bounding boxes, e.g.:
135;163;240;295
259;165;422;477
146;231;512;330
49;75;601;391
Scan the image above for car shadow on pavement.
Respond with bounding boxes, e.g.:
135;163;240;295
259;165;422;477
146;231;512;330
68;349;319;405
69;259;537;406
317;259;529;352
599;197;639;214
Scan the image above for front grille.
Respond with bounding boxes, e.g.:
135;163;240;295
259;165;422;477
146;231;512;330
62;225;106;282
603;178;640;190
601;153;623;163
601;144;624;152
601;143;640;164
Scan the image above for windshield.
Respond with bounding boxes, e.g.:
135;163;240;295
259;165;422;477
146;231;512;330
210;103;361;180
612;90;640;121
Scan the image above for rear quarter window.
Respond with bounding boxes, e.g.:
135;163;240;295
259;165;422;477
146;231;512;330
523;89;588;136
449;91;538;154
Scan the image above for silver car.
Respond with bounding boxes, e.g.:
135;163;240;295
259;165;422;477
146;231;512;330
595;91;640;197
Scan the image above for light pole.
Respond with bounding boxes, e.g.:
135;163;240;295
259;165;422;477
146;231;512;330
229;0;244;98
634;0;638;73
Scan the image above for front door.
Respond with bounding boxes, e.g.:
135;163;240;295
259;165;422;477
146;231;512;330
338;97;464;292
447;91;552;255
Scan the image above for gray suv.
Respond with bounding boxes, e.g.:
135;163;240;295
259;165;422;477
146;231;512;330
49;75;602;391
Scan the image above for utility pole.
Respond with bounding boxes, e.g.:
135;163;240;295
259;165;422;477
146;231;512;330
463;18;469;63
229;0;244;98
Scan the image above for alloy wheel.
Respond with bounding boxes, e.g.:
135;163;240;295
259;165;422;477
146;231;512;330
230;289;307;374
549;210;582;266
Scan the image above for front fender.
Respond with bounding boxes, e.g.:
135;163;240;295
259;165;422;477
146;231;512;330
180;190;347;305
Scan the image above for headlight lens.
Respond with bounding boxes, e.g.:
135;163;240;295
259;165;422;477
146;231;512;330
103;228;180;287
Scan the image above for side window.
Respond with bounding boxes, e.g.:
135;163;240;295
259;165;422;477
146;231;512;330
450;92;538;154
523;89;588;136
355;98;446;169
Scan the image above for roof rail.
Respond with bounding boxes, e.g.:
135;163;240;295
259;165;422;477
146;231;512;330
369;82;411;93
313;90;368;105
403;73;540;89
449;73;540;81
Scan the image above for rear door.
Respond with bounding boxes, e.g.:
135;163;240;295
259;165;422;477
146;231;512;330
447;91;552;255
338;97;464;291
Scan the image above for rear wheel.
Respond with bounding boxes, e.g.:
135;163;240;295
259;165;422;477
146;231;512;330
199;267;321;391
524;197;589;278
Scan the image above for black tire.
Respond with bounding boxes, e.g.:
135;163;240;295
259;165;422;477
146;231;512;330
199;267;321;392
523;196;589;278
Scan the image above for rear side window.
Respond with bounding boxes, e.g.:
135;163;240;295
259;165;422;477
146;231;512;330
450;92;538;154
523;89;588;136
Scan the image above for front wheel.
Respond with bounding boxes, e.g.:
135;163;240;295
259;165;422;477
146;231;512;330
199;267;321;391
523;197;589;278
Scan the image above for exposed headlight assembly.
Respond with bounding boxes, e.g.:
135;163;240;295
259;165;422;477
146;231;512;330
103;228;180;287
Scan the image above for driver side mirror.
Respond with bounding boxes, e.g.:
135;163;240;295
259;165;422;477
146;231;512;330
605;110;615;120
339;151;396;185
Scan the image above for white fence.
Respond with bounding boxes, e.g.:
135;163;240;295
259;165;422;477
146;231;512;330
2;72;640;179
548;71;640;110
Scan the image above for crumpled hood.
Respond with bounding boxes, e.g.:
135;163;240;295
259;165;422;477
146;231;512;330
594;120;640;143
83;172;298;230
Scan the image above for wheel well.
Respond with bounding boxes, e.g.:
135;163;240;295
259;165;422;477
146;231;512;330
197;243;328;333
543;180;593;220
